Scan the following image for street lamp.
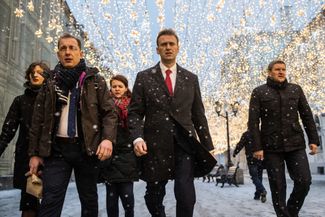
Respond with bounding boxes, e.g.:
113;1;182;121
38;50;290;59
215;101;240;168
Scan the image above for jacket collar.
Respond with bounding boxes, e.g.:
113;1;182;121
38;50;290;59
267;76;288;90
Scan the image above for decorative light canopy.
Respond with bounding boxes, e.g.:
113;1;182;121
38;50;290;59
10;0;325;153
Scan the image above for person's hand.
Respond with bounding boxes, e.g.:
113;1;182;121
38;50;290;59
29;156;43;175
309;144;318;155
96;139;113;161
253;150;264;160
134;140;148;156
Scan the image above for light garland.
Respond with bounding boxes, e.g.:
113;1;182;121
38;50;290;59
8;0;325;153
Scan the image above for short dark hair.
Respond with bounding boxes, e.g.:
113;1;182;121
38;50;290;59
110;74;132;98
267;60;286;72
156;28;179;46
57;33;82;49
25;61;50;81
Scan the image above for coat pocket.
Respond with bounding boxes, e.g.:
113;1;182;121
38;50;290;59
261;128;280;150
291;123;303;133
288;96;299;109
260;97;276;112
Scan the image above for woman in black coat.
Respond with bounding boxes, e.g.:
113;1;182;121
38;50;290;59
0;61;49;217
99;75;138;217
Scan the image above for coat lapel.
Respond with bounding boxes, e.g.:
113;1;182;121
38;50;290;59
174;64;185;97
152;63;171;96
151;62;186;98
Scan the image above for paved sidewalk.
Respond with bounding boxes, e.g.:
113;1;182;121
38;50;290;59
0;174;324;217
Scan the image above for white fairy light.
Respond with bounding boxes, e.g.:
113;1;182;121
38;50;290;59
27;1;34;12
12;0;324;151
14;8;24;18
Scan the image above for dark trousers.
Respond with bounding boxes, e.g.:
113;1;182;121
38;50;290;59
144;145;196;217
20;188;40;212
264;149;311;217
105;182;134;217
248;160;266;197
39;141;99;217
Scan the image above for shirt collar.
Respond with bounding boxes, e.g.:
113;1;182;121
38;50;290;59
160;62;177;74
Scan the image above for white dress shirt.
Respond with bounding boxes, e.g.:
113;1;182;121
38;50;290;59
56;88;78;138
159;62;177;92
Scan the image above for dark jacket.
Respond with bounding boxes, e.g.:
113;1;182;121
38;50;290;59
233;131;261;165
0;87;40;189
99;101;138;183
248;77;319;152
28;67;118;157
128;63;216;182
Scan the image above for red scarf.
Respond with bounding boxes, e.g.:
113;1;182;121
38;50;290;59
114;97;130;128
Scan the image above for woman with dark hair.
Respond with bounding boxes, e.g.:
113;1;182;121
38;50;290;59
0;61;49;217
99;74;138;217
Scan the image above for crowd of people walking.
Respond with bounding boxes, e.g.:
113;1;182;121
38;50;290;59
0;29;319;217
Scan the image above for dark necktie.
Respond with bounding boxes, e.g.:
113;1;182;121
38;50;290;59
165;69;173;96
67;87;77;138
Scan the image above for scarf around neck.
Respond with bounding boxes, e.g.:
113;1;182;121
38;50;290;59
54;59;86;90
114;96;130;128
54;59;86;104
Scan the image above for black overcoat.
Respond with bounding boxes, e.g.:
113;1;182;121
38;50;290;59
98;105;139;183
0;87;38;189
128;63;216;182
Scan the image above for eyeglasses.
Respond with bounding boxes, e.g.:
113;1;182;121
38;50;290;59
58;45;80;52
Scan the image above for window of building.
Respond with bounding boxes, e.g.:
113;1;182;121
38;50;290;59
41;46;52;67
20;26;35;68
0;2;10;59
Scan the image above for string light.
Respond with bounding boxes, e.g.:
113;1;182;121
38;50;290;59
8;0;325;153
14;0;24;18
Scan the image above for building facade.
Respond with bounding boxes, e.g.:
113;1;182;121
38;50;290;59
0;0;94;189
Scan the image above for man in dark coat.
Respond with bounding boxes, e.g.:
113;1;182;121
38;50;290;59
233;130;267;202
0;61;49;217
128;28;216;217
28;33;118;217
248;60;319;217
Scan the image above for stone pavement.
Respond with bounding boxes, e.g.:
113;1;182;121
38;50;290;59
0;174;324;217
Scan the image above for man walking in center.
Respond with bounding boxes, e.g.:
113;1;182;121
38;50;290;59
28;33;118;217
128;28;216;217
248;60;319;217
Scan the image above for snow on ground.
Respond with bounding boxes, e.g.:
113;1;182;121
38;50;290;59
1;174;324;217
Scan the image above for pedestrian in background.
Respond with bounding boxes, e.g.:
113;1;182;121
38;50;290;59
99;74;138;217
233;130;267;202
0;61;49;217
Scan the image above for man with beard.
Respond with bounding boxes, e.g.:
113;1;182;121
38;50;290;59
28;33;117;217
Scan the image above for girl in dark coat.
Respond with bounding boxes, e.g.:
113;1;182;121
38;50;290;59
0;61;49;217
99;75;138;217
